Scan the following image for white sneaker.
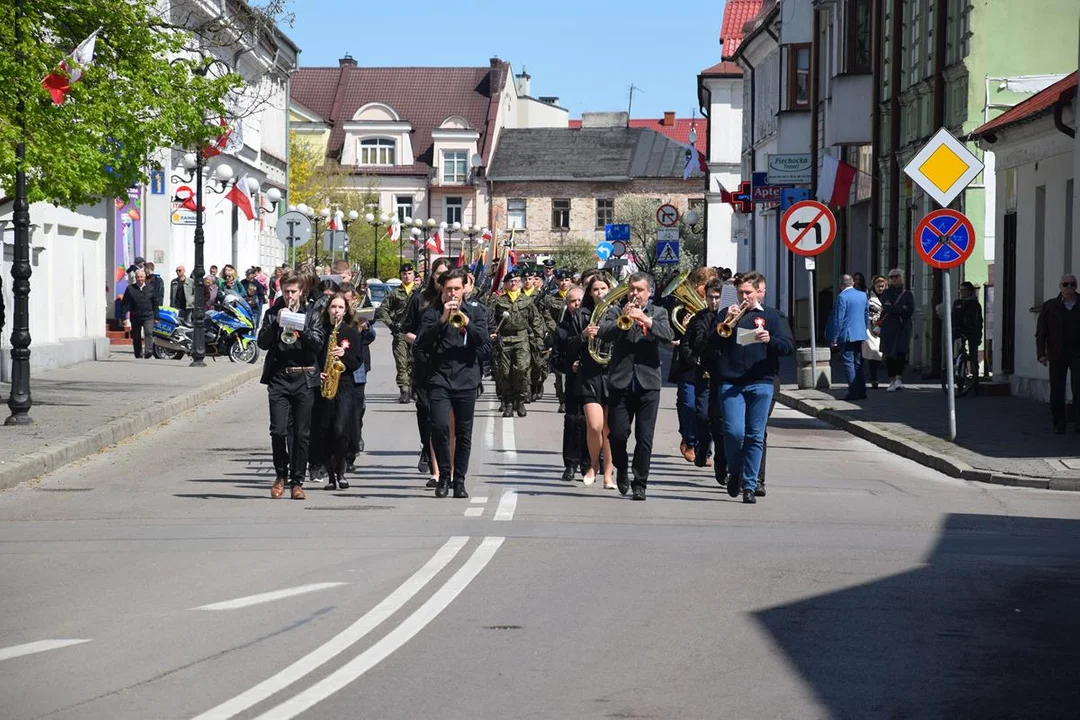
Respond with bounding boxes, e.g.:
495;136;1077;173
894;380;905;391
886;379;900;392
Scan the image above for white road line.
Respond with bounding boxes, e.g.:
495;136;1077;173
0;639;91;662
470;496;488;504
463;507;483;517
192;583;348;611
500;414;517;461
493;490;518;522
191;537;469;720
254;537;505;720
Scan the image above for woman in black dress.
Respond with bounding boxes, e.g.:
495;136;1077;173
314;292;363;491
576;274;615;489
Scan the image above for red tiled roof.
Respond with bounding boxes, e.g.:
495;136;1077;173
290;62;508;171
970;72;1077;139
567;117;707;155
720;0;765;59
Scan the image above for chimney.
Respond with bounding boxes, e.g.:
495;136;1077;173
663;111;675;126
515;65;531;96
581;111;630;128
490;56;502;68
339;54;357;68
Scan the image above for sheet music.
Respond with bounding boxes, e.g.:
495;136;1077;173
737;327;764;346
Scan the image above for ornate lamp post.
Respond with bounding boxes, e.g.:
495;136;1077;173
365;211;390;280
408;226;421;271
463;226;482;266
412;218;437;277
6;0;31;423
398;215;412;272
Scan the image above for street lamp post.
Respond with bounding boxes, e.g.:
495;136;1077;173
365;211;390;280
399;215;412;273
463;226;481;266
341;209;359;264
412;218;437;277
408;226;421;271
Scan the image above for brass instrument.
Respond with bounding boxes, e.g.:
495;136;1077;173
717;298;755;338
615;296;638;331
448;304;467;329
280;297;302;345
586;282;629;365
320;323;346;399
662;268;707;335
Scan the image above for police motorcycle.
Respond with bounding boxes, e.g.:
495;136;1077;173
152;292;259;363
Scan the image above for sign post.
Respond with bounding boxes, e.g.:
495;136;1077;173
781;199;837;389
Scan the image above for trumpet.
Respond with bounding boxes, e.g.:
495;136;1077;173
615;297;639;331
280;297;302;345
717;298;754;337
448;307;467;329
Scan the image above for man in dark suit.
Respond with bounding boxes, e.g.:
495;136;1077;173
414;268;491;498
598;271;675;500
121;269;160;358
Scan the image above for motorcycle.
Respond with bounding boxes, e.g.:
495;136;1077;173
153;293;260;363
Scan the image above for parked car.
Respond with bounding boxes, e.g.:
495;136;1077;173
365;281;389;309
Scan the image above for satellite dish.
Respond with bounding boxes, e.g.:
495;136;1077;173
470;153;482;169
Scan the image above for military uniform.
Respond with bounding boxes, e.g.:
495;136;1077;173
374;273;417;403
538;287;568;409
489;273;544;417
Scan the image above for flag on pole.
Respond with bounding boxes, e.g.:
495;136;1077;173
816;154;857;207
426;227;444;254
389;216;401;242
225;174;255;221
716;178;733;204
327;213;341;232
42;28;101;105
682;142;707;180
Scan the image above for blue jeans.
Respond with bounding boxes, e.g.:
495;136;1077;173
676;381;697;446
719;382;774;492
841;341;866;398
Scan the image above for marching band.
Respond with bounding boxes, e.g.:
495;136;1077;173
259;256;794;506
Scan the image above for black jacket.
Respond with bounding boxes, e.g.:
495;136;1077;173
122;282;160;321
147;274;165;306
685;307;719;383
553;304;587;375
708;305;795;384
257;296;327;388
414;301;491;391
597;301;675;391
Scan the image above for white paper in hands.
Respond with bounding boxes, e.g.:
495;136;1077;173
737;327;764;345
279;309;307;331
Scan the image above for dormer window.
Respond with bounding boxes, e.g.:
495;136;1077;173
360;138;396;166
442;150;468;184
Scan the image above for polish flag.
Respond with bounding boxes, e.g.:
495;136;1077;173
716;178;733;204
481;228;493;243
225;174;255;221
388;216;401;242
817;154;857;207
203;119;232;158
682;143;707;180
42;28;101;105
327;213;341;232
426;228;444;254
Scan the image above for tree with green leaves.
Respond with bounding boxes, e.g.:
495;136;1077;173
613;195;703;278
550;237;601;272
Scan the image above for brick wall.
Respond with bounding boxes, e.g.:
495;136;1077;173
490;179;704;250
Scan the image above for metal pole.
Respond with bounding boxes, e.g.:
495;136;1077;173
373;222;380;280
190;151;207;367
6;0;33;424
807;265;818;390
943;270;957;441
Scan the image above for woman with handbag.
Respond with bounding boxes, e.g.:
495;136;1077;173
879;270;915;392
862;275;887;388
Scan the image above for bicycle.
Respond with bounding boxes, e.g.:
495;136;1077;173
942;334;979;397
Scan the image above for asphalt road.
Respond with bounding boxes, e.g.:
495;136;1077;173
3;334;1080;719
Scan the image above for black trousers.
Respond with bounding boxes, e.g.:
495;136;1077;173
886;353;907;377
131;317;155;357
607;387;660;484
554;371;565;403
695;379;728;481
414;385;432;460
348;382;367;461
429;386;476;481
268;374;315;484
561;380;589;470
1049;354;1080;427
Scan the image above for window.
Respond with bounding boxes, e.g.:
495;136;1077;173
508;198;526;229
1035;185;1046;307
360;138;395;165
844;0;872;74
925;1;935;80
396;195;413;222
442;150;467;184
552;199;570;230
445;196;463;225
596;198;614;229
908;0;922;87
786;44;811;109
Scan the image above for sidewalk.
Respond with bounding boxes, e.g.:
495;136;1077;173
0;351;261;490
778;358;1080;491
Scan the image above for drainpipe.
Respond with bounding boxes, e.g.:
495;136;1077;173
887;0;902;270
745;57;756;271
870;0;883;276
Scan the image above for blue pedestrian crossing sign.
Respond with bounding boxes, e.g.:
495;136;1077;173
605;223;631;242
656;240;679;265
914;209;975;270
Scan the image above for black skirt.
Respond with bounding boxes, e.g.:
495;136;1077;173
576;371;608;405
311;373;358;463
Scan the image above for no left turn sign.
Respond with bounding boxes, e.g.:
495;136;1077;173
780;200;836;257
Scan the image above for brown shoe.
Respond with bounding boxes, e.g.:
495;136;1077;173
680;443;695;463
271;478;286;499
290;484;306;500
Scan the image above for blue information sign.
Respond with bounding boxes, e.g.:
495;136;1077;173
596;241;615;261
605;223;631;242
150;170;166;196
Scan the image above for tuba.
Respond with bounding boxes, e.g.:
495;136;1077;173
320;323;346;399
662;268;707;335
587;282;629;365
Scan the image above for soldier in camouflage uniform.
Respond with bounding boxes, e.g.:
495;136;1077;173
521;268;548;403
489;270;544;417
539;269;574;412
374;263;417;403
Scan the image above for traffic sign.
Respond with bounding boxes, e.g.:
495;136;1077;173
605;223;630;242
780;200;836;257
656;204;679;227
610;240;627;258
276;211;312;248
656;240;680;265
656;227;679;243
914;209;975;270
904;127;984;208
596;241;614;261
324;229;348;252
780;187;810;212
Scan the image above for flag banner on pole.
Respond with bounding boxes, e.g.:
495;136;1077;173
816;154;856;207
225;174;255;221
42;28;101;105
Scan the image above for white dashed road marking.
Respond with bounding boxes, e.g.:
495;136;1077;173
192;583;348;611
0;639;91;662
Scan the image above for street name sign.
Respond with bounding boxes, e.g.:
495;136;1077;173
780;200;836;257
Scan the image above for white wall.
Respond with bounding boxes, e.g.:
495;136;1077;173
703;75;744;269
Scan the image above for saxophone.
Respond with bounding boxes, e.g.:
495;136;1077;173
320;323;346;399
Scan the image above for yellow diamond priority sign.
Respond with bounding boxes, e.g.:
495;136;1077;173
904;127;984;208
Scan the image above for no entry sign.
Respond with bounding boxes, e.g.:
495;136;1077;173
914;209;975;270
780;200;836;257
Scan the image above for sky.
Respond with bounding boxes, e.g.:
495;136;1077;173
282;0;728;121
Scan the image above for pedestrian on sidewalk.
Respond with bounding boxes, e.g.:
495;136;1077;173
144;262;165;307
826;274;869;401
171;266;193;322
880;269;914;392
952;281;984;360
1037;273;1080;433
122;269;159;359
863;275;886;388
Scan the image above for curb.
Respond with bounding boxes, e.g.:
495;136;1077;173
1;365;261;491
777;390;1076;492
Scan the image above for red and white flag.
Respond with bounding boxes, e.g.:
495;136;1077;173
388;216;401;242
716;178;733;204
816;154;857;207
682;143;707;180
481;228;493;243
203;119;233;159
426;227;444;254
225;174;255;221
42;28;101;105
327;213;341;232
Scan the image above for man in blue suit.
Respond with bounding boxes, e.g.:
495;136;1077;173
827;274;869;401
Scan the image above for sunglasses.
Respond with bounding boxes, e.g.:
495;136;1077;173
1063;282;1077;288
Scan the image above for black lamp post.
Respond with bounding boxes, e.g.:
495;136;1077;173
463;226;481;266
399;215;413;273
6;0;32;424
365;211;389;280
338;209;358;264
412;217;437;278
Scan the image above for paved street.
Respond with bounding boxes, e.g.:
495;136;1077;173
3;335;1080;719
